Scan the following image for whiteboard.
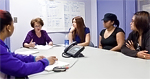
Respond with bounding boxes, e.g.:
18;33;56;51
38;0;85;32
138;0;150;13
142;4;150;13
9;0;86;51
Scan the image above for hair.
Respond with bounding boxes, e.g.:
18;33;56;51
134;11;150;33
113;19;119;27
0;10;13;32
30;18;44;28
72;16;86;43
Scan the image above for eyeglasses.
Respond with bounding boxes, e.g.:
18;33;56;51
34;25;42;28
131;19;135;23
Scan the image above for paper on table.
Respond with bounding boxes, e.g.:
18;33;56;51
45;61;69;71
34;45;52;50
15;50;39;55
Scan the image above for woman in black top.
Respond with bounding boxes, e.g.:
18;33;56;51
121;11;150;59
99;13;125;51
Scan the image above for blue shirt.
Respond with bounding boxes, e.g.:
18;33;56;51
69;27;90;43
0;39;49;77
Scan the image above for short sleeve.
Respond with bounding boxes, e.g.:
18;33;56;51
69;28;71;32
100;29;105;36
116;28;125;34
85;27;90;34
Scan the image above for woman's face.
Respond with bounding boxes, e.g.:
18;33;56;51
72;19;77;28
103;20;113;28
34;22;42;33
130;15;138;31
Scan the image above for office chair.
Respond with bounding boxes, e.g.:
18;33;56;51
89;41;94;47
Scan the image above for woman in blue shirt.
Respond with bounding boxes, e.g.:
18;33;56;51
0;10;58;79
68;16;90;46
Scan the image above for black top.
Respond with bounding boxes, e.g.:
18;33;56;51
121;29;150;57
100;27;125;50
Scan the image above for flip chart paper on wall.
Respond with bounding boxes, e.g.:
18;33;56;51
38;0;85;32
142;4;150;13
10;0;85;32
10;0;85;31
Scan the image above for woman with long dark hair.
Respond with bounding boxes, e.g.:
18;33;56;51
68;16;90;46
121;11;150;59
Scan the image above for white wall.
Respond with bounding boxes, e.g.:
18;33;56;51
0;0;5;10
10;0;97;51
10;0;40;51
91;0;97;46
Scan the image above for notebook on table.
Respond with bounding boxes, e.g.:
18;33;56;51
15;50;39;55
34;45;53;50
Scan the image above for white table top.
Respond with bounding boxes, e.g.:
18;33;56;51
15;46;150;79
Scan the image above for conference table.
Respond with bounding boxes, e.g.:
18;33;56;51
15;45;150;79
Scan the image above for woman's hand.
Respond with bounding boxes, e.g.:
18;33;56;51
137;50;150;59
49;41;53;46
126;40;135;50
35;56;46;61
70;26;76;33
47;56;58;65
29;39;36;47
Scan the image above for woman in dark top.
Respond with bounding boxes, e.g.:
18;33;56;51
99;13;125;51
121;11;150;59
23;18;53;48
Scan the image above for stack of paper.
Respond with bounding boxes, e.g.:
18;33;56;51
34;45;52;50
45;61;69;71
15;50;39;55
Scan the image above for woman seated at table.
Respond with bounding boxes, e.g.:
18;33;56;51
23;18;53;48
99;13;125;51
121;11;150;59
0;10;58;78
68;16;90;46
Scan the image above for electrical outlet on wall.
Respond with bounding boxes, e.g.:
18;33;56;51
14;17;17;23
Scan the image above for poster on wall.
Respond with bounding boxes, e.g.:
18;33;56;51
142;4;150;13
38;0;85;32
138;0;150;13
